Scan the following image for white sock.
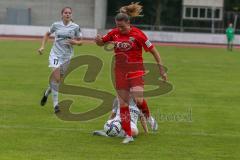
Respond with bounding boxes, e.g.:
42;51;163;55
117;130;126;138
44;86;51;96
50;81;59;107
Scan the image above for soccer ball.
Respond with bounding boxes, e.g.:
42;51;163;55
104;119;122;137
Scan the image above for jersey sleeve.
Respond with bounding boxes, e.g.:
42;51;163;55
137;31;154;52
75;26;83;39
102;29;115;43
49;23;56;34
112;98;119;113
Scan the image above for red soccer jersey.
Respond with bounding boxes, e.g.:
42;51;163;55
102;26;154;67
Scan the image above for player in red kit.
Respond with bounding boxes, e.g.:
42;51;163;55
95;3;167;144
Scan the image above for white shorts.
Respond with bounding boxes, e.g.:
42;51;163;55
48;54;71;68
49;54;71;75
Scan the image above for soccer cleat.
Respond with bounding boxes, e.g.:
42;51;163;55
93;130;108;137
40;90;51;106
54;105;60;113
122;135;134;144
148;116;158;131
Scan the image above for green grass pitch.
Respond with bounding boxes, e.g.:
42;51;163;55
0;40;240;160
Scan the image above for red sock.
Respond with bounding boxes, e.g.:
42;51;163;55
120;106;132;136
137;99;150;118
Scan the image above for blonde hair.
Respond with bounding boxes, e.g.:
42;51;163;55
119;2;143;18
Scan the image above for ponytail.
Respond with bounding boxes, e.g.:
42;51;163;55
119;2;143;18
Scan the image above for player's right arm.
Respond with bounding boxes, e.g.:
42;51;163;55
95;29;115;47
38;23;56;55
38;32;51;55
95;34;105;46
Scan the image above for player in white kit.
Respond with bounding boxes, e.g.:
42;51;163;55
93;97;149;137
38;7;82;113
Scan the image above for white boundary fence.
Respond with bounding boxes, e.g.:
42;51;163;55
0;25;97;39
146;31;239;45
0;24;238;45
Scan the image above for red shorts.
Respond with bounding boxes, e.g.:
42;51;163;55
115;70;144;90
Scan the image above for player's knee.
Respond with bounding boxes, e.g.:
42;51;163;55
51;78;60;84
119;102;129;107
134;97;143;106
131;128;139;137
50;68;61;82
50;73;60;83
118;97;129;106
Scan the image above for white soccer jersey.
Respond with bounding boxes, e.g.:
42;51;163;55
49;21;82;58
112;98;141;125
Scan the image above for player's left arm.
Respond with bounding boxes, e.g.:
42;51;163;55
140;114;148;134
68;37;82;46
139;31;168;81
68;26;83;46
149;47;168;81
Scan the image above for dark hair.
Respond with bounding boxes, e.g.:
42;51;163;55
61;7;74;22
61;7;72;14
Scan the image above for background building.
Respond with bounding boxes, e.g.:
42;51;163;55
107;0;240;33
0;0;240;34
0;0;107;29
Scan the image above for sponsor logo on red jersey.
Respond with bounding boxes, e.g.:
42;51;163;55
115;41;133;51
